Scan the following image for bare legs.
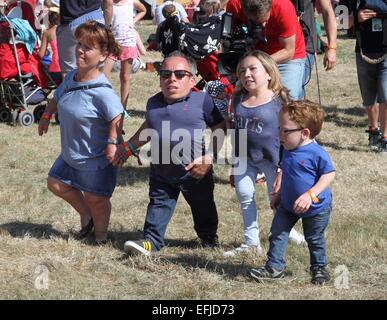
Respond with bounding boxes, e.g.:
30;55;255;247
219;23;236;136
366;104;379;129
380;103;387;137
103;57;132;109
47;177;111;242
119;59;132;109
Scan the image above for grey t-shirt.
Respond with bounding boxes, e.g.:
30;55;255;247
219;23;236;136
54;70;124;170
146;91;224;180
233;96;281;166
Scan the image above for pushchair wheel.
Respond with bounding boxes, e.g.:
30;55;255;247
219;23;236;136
18;110;34;127
0;108;11;123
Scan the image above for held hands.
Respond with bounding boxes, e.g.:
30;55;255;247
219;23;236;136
104;144;127;167
293;192;312;214
185;154;213;179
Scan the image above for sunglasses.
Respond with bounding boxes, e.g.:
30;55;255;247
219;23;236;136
159;70;193;79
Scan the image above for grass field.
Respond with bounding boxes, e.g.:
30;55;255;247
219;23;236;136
0;21;386;300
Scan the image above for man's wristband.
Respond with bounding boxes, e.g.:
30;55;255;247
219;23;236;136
307;189;320;203
327;44;337;50
41;111;52;121
122;140;138;157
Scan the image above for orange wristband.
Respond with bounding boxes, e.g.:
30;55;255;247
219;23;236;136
327;44;337;50
307;189;319;203
41;111;52;121
122;141;133;158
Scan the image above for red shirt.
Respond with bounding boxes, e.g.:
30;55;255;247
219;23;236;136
226;0;305;60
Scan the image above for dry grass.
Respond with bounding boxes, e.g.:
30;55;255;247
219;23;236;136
0;21;386;300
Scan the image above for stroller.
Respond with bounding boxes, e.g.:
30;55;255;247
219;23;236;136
0;6;55;126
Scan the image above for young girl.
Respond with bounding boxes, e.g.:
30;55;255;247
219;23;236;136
225;50;303;257
38;7;61;84
103;0;146;109
38;21;124;245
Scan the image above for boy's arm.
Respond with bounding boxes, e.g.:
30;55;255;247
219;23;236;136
293;171;336;214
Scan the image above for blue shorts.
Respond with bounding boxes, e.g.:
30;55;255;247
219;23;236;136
356;53;387;106
48;155;118;197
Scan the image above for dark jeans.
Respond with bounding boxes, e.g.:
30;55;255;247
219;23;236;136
266;205;331;272
143;172;218;251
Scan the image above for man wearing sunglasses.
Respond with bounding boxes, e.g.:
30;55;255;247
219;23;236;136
120;51;226;256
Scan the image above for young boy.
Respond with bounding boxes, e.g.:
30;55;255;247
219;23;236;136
249;100;336;285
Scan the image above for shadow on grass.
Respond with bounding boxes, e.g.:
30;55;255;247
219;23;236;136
318;141;373;153
0;221;68;240
126;109;146;118
159;254;253;279
322;104;368;128
116;165;150;186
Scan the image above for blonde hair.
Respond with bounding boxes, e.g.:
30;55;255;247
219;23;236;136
235;50;290;105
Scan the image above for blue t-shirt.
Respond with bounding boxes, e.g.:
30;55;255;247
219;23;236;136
234;96;281;166
146;91;224;180
280;141;335;217
54;70;124;170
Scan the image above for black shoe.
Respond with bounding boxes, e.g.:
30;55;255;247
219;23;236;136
249;265;285;282
380;138;387;154
311;266;331;285
366;128;382;150
75;219;93;240
199;235;219;248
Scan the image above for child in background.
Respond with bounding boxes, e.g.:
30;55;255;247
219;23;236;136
249;100;335;285
38;6;61;84
103;0;146;109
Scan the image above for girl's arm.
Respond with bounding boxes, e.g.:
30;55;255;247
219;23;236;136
133;0;146;24
293;171;336;214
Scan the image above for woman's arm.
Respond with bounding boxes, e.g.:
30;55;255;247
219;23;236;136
133;0;146;24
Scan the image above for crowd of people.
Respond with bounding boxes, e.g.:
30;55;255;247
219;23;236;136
1;0;384;286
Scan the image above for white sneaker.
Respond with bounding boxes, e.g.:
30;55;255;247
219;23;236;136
289;228;306;245
223;244;263;257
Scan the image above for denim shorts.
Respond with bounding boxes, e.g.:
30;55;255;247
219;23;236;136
48;155;118;197
356;53;387;106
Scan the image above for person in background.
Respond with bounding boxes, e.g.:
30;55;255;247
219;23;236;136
352;0;387;152
154;0;189;25
57;0;113;76
38;6;62;84
102;0;146;109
